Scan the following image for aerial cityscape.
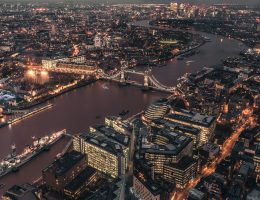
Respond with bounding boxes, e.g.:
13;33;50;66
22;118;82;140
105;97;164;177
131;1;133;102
0;1;259;200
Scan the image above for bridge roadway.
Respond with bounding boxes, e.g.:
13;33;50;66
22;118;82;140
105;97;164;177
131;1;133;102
27;63;180;94
101;76;177;94
40;67;97;75
124;69;145;76
101;69;179;94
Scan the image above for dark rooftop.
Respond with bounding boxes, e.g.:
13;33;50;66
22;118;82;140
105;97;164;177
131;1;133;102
166;108;216;128
165;156;196;170
79;131;128;156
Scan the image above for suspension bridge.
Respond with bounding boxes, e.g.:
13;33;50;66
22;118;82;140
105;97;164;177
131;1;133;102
101;68;184;95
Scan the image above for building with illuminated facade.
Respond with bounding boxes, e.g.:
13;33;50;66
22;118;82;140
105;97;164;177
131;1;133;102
3;183;40;200
143;99;169;121
254;94;260;108
132;159;175;200
138;129;193;175
63;166;98;200
165;108;216;146
42;55;86;69
42;151;87;193
94;34;104;48
133;175;164;200
254;144;260;176
150;118;200;149
73;126;130;178
105;116;131;135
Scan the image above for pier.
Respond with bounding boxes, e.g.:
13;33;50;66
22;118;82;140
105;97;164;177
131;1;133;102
8;104;53;125
101;68;184;97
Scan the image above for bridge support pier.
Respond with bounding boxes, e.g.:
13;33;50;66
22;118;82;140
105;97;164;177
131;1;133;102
142;74;149;91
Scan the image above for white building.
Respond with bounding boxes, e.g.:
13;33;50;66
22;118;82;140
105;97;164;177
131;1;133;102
94;34;104;48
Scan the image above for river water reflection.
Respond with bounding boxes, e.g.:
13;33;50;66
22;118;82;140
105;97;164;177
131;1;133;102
0;20;247;194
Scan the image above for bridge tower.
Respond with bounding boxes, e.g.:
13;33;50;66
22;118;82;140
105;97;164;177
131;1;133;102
120;70;125;82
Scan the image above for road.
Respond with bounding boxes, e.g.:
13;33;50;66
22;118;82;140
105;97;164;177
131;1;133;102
172;108;256;200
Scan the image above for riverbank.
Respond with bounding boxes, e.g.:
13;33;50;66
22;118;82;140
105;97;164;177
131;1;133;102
149;19;249;49
0;19;246;194
7;104;54;125
0;130;67;180
0;78;97;129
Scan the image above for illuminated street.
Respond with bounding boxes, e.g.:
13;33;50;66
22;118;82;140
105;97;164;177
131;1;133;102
0;1;259;200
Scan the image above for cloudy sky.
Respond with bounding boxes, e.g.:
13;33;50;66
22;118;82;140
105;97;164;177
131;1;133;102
73;0;259;5
1;0;259;6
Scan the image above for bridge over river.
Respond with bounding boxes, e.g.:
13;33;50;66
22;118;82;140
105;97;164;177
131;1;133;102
0;20;246;195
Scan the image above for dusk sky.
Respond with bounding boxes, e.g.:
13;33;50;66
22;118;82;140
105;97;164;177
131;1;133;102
0;0;259;199
68;0;260;5
1;0;259;5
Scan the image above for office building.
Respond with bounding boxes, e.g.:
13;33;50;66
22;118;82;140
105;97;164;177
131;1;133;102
105;116;131;135
42;150;87;192
73;126;130;178
151;118;200;148
143;99;169;121
170;3;178;13
94;34;104;48
165;108;216;146
132;171;174;200
163;156;197;189
141;129;193;174
64;166;98;200
3;183;40;200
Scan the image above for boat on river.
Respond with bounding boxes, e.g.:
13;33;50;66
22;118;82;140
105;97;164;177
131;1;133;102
185;60;195;65
0;129;66;178
203;36;212;42
102;84;109;90
119;109;129;116
8;104;53;125
0;183;5;189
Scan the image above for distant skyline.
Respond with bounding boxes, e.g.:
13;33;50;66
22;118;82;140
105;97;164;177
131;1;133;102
0;0;259;6
96;0;260;5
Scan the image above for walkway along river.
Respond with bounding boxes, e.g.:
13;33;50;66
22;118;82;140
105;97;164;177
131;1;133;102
0;20;247;195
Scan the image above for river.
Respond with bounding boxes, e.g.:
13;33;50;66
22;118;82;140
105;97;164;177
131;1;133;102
0;20;247;194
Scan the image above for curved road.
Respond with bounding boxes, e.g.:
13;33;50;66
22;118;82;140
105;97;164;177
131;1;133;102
133;20;247;85
0;20;247;195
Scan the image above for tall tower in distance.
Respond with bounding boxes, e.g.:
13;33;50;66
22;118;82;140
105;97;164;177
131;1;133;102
170;2;178;13
51;24;57;36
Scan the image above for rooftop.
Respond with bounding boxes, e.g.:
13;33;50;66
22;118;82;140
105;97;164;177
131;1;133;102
165;156;196;170
134;173;162;196
141;129;193;156
43;150;85;176
247;187;260;200
64;166;97;192
152;118;200;135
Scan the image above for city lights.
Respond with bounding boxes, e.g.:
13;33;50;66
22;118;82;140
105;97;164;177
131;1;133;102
0;2;259;200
